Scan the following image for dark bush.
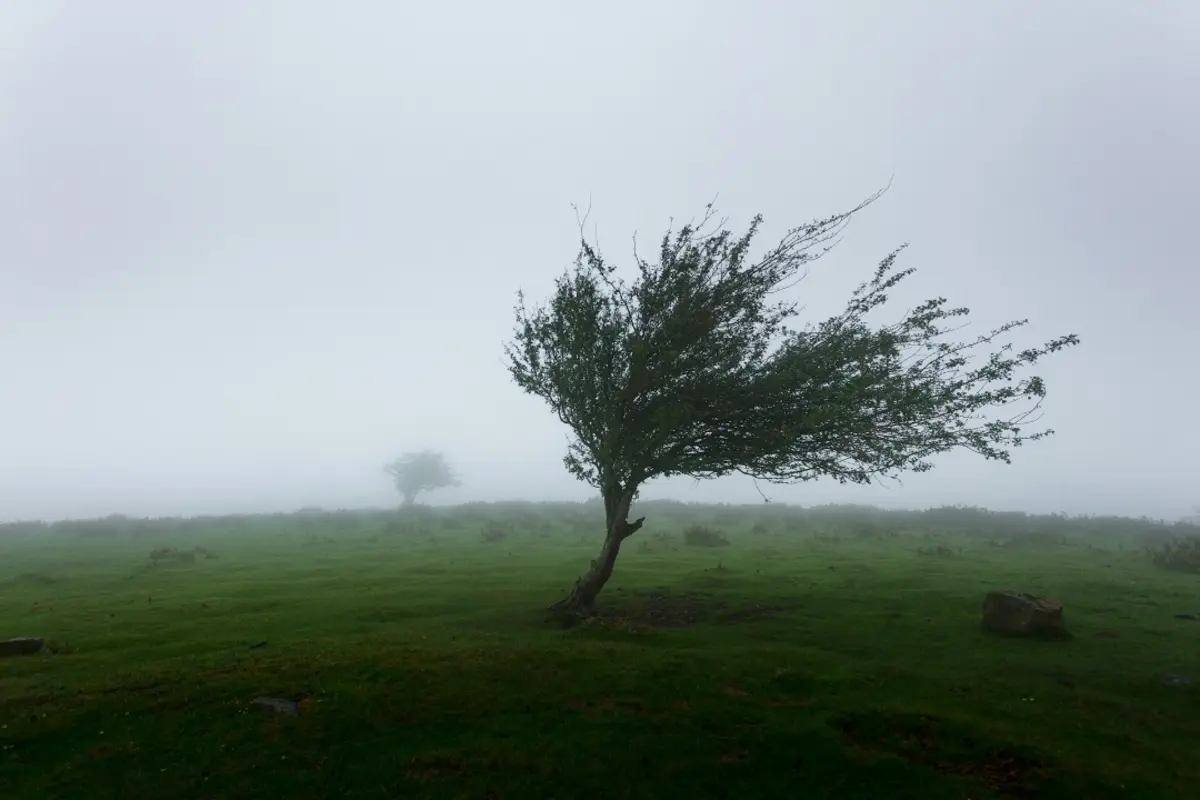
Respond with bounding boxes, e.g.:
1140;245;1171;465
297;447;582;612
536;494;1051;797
683;525;730;547
636;530;679;553
1145;537;1200;574
481;521;513;543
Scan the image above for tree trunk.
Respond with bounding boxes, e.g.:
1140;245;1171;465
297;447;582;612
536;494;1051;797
550;485;645;616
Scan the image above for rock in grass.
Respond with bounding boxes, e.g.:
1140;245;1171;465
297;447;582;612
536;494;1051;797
981;591;1070;640
1159;672;1195;686
251;696;298;715
0;637;44;657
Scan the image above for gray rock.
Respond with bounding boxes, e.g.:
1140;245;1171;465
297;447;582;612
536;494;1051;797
0;637;44;657
981;591;1070;640
251;696;298;715
1159;672;1195;686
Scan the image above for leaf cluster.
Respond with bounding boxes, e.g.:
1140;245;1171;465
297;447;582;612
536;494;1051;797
506;192;1079;494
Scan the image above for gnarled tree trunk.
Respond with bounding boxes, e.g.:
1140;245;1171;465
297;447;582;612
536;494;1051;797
550;486;644;615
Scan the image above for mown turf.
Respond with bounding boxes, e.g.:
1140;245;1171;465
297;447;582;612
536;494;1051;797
1;504;1198;798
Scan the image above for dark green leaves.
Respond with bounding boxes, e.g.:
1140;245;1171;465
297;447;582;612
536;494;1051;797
505;193;1079;495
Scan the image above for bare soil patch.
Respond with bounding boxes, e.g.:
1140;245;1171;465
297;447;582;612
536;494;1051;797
831;710;1052;797
599;589;725;627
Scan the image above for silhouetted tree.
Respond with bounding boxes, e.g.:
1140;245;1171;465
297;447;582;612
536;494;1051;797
505;191;1079;615
383;450;460;507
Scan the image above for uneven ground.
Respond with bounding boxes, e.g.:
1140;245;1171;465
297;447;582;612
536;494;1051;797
1;504;1198;799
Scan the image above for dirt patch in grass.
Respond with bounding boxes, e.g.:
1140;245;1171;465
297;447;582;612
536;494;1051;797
830;710;1052;797
598;589;727;627
592;590;804;628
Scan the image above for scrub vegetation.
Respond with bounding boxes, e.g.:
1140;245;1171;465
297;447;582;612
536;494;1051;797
3;502;1198;799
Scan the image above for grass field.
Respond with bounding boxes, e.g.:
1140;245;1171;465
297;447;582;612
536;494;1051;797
2;502;1198;799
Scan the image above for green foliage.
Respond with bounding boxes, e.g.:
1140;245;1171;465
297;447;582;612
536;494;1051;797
505;193;1079;504
682;524;730;547
749;519;774;535
481;520;514;543
1144;536;1200;574
383;450;461;506
6;503;1185;549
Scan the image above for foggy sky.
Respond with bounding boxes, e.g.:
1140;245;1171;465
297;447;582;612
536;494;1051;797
2;1;1197;522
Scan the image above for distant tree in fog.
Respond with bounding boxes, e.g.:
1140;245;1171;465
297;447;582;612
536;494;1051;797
383;450;460;507
506;191;1080;616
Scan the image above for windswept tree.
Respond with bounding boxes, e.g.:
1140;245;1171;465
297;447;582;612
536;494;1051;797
383;450;461;507
505;192;1079;615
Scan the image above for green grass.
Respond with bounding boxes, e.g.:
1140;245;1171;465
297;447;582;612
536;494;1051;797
2;505;1198;798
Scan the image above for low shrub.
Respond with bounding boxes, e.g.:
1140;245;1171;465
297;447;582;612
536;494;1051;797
1145;537;1200;574
481;521;514;543
683;525;729;547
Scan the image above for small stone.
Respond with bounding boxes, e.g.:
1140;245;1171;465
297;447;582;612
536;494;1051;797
1173;613;1197;621
251;696;298;715
0;637;45;657
1159;672;1195;686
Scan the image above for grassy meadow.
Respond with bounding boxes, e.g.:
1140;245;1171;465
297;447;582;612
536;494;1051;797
1;501;1198;799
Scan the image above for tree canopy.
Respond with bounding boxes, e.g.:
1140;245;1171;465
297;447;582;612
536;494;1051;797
383;450;460;507
505;192;1079;613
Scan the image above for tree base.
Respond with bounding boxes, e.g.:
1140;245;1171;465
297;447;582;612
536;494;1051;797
543;603;594;628
546;587;597;620
546;504;645;624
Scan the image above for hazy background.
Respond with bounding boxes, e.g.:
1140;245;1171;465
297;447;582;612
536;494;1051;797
1;1;1196;522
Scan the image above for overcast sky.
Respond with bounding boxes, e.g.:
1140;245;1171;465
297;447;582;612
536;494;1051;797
1;1;1197;522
